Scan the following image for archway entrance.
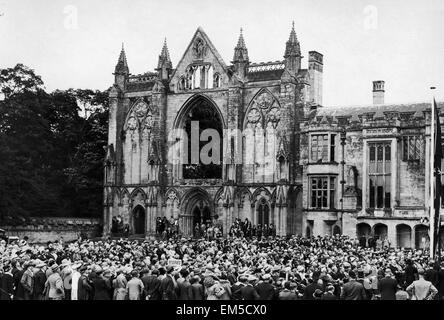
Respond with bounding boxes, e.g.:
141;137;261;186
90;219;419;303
415;225;429;249
257;198;270;226
132;205;146;235
356;223;371;247
181;188;213;237
374;223;388;241
396;224;412;248
175;95;224;180
333;225;341;236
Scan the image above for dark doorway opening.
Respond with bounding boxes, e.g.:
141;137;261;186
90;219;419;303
133;205;145;235
182;97;223;179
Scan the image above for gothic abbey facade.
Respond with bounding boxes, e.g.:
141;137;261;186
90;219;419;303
103;25;443;248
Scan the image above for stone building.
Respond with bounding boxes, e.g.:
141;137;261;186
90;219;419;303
300;81;444;249
103;25;442;248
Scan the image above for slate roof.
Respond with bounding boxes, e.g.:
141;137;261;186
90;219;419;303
317;102;444;117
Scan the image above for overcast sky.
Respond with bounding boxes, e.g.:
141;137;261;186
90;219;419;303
1;0;443;106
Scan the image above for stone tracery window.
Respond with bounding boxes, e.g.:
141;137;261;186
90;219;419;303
179;64;216;91
402;135;423;161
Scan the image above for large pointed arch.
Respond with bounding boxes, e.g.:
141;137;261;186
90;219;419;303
172;93;226;130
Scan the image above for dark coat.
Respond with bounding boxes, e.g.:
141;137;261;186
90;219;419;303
378;277;398;300
77;275;93;300
425;269;439;287
13;269;25;300
303;282;322;300
0;273;14;300
190;283;204;300
255;282;276;300
33;270;47;300
438;269;444;297
92;275;112;300
230;283;245;300
240;285;260;300
340;280;367;300
176;278;192;300
160;275;177;300
141;275;161;300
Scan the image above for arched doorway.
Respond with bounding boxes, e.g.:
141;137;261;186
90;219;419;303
415;224;429;249
181;188;213;237
333;225;341;236
173;95;224;180
356;222;371;245
132;205;146;235
374;223;388;241
257;198;270;226
396;224;412;248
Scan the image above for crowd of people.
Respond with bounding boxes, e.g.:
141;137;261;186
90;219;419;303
0;234;443;300
228;218;277;239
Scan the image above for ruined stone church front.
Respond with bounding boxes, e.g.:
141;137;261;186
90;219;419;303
103;25;322;237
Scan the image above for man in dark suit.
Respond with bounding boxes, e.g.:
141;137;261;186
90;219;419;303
425;261;439;290
190;276;204;300
12;260;25;300
303;271;323;300
142;269;161;300
77;266;93;300
91;267;112;300
33;260;47;300
240;277;260;300
378;269;398;300
0;264;14;300
340;271;367;300
255;274;276;300
176;269;192;300
160;266;177;300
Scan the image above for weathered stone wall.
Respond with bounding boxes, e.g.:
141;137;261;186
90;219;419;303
2;217;101;244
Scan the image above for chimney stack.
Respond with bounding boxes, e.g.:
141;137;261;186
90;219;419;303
308;51;323;106
372;80;385;105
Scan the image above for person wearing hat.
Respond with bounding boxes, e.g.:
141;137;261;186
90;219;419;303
91;266;112;300
33;259;47;300
302;270;323;300
176;268;192;300
142;269;161;300
255;274;276;300
44;264;65;300
159;265;177;300
0;263;14;300
70;262;82;300
239;275;260;300
77;264;93;300
113;266;128;300
12;260;25;301
20;260;34;300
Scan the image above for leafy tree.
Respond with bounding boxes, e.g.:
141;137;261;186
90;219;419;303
0;64;109;222
0;64;44;99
